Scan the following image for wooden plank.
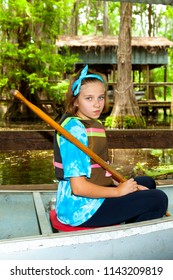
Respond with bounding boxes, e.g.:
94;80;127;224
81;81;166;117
109;100;171;110
138;100;171;108
0;184;57;191
106;129;173;149
1;129;173;150
156;180;173;186
0;130;53;150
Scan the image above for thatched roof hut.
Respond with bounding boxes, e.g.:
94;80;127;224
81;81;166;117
56;35;173;49
56;35;173;72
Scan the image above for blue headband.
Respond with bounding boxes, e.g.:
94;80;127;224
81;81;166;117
72;65;104;96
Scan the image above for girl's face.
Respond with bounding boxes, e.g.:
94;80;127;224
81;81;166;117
74;81;105;120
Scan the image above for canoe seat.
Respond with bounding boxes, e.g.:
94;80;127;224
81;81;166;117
49;209;94;232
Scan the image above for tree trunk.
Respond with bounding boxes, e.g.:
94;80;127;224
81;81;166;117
110;3;144;129
70;0;80;35
5;81;42;122
103;1;108;35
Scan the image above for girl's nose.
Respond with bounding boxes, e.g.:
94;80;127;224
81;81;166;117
94;98;100;107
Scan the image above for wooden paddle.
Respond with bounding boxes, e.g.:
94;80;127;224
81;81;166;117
12;90;126;183
12;90;171;217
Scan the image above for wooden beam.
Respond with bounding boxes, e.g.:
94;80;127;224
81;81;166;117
0;130;54;150
109;82;173;87
0;129;173;150
107;129;173;149
0;184;57;191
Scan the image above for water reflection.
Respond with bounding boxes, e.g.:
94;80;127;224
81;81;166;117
0;150;56;185
109;149;173;179
0;149;173;185
146;113;172;129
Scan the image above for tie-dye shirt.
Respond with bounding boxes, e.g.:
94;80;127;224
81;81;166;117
55;118;105;226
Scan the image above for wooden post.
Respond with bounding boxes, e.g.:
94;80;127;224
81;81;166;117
164;65;167;101
171;86;173;113
146;65;150;100
171;86;173;119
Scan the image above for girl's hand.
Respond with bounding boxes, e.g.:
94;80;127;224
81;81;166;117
112;178;119;186
137;185;149;191
116;178;139;196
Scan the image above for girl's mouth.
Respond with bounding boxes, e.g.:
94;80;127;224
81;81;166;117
93;110;100;114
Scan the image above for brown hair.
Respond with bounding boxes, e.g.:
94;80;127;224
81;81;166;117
65;67;109;116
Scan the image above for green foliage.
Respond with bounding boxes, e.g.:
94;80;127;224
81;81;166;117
76;0;120;35
132;3;167;37
1;0;173;107
163;5;173;41
107;2;120;35
0;78;8;88
0;0;78;101
104;115;146;129
134;162;173;178
123;116;138;129
49;80;69;104
105;116;121;128
151;66;172;100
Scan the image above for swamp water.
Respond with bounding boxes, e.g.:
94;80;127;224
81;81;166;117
1;149;173;185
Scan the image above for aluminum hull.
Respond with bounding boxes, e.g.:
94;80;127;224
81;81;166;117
0;185;173;260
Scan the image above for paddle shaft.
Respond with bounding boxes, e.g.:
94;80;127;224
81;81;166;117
13;90;126;183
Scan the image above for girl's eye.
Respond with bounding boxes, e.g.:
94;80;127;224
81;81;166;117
99;95;105;100
85;95;104;101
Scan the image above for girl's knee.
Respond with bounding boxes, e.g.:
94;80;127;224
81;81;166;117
153;189;168;215
157;189;168;206
135;176;156;189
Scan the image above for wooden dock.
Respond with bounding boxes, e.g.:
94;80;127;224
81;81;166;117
138;100;171;114
108;100;172;114
1;98;172;115
138;100;170;108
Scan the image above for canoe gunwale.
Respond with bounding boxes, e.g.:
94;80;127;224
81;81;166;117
0;216;173;258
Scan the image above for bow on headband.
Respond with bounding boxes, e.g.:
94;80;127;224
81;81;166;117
72;65;104;96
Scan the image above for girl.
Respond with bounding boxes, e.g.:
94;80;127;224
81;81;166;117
53;65;168;227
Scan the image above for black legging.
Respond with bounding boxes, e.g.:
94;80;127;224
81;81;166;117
80;176;168;227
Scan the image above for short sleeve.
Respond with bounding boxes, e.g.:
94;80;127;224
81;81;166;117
59;118;91;179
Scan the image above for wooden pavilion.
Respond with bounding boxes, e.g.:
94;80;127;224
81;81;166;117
56;35;173;71
56;35;173;101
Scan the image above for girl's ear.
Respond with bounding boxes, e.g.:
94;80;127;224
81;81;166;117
74;99;78;107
